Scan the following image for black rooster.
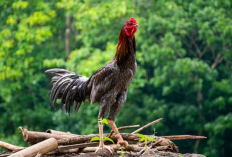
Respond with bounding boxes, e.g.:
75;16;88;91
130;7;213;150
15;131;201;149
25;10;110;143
45;17;138;153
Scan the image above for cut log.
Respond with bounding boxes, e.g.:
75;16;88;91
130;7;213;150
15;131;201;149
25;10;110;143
18;127;76;144
0;141;24;151
8;138;58;157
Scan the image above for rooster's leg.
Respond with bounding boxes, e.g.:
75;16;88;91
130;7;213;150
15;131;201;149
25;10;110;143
107;91;128;148
95;122;114;155
108;120;129;148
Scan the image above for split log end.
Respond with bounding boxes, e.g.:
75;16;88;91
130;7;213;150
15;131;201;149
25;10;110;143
18;127;29;142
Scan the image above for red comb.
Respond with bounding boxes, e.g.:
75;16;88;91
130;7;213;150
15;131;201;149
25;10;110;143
130;17;137;23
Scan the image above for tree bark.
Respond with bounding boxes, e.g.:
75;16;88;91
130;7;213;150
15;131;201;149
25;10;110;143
65;15;71;59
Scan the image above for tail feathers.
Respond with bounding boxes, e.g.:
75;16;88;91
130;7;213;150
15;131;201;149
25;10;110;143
45;68;88;115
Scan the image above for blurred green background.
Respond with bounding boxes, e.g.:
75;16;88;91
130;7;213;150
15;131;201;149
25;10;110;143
0;0;232;156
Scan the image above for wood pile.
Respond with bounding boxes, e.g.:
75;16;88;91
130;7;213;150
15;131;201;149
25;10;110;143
0;118;206;157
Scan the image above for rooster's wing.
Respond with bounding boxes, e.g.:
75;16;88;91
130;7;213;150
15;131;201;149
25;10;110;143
87;61;119;104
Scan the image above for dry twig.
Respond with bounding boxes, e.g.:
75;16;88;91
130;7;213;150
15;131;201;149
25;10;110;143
132;118;163;134
109;124;140;137
161;135;207;140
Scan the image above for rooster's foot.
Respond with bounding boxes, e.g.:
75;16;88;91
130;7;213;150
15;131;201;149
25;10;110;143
116;139;129;149
95;144;114;155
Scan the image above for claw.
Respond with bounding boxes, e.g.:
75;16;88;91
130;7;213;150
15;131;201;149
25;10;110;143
95;144;114;155
116;139;129;149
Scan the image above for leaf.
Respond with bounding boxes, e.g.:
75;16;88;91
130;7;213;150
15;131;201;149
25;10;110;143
98;118;102;122
119;146;125;150
139;138;145;142
147;136;156;142
102;118;108;125
136;133;146;138
103;136;114;144
90;136;100;142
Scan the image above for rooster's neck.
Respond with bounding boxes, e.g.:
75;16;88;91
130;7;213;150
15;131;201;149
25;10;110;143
114;30;136;66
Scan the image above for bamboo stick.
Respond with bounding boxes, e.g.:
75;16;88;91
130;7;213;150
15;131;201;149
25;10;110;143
9;138;58;157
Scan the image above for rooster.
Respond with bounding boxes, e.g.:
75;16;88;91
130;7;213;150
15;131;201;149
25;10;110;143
45;17;138;154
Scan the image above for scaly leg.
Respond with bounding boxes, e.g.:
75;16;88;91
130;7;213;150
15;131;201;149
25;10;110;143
108;119;128;149
95;122;114;155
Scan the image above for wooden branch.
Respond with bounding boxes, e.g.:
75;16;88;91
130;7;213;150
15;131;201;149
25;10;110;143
199;45;209;59
57;133;156;145
78;144;142;153
160;135;207;140
117;125;140;131
46;129;78;137
56;136;178;152
47;148;79;155
181;39;198;57
58;142;99;150
211;53;224;69
186;32;201;55
132;118;163;134
109;125;140;137
175;51;183;58
0;141;24;151
9;138;58;157
57;133;179;152
18;127;76;144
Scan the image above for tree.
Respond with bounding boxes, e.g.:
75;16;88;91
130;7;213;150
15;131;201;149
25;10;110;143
1;1;232;157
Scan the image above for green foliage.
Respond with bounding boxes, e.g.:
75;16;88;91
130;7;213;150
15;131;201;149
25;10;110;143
153;128;158;136
103;136;115;144
90;136;114;144
136;133;155;152
1;0;232;156
98;118;108;125
136;133;155;142
117;147;127;157
90;118;114;144
90;136;101;142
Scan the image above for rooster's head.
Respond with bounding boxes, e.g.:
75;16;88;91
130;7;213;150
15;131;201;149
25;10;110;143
124;17;139;40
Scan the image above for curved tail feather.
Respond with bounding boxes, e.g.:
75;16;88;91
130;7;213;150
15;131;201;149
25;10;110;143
45;68;88;115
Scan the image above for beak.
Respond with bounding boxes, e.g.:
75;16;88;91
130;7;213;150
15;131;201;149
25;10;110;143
135;24;139;27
